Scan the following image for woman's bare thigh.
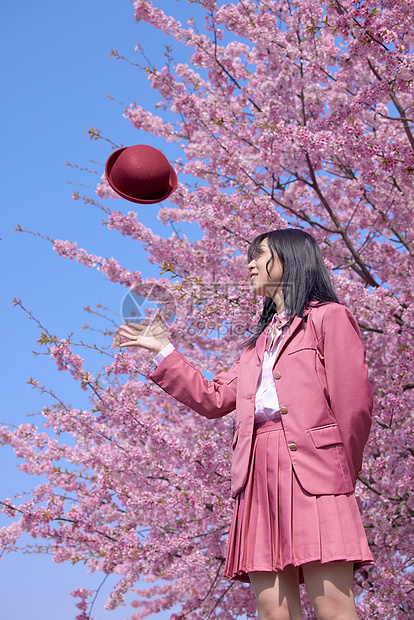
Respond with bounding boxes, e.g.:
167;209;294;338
249;567;302;620
302;561;359;620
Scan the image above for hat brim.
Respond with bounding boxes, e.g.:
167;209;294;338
105;147;178;204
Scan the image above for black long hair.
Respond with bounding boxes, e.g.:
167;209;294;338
244;228;339;349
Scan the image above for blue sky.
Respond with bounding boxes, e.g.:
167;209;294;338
1;1;203;617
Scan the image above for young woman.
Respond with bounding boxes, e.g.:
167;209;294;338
119;228;374;620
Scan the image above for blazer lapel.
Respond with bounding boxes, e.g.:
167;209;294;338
273;315;304;365
255;328;268;364
255;307;313;365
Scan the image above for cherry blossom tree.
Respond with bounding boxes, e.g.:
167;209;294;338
2;0;414;618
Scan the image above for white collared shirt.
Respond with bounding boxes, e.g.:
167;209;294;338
254;313;288;422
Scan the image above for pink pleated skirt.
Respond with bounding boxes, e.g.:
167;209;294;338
223;418;374;584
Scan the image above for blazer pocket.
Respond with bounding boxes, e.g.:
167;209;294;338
287;340;317;354
309;423;342;448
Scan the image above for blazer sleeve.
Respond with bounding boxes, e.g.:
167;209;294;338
321;305;373;481
149;348;239;419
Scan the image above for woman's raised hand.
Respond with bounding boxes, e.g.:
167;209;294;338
119;308;171;355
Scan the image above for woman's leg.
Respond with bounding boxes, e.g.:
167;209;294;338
249;567;302;620
302;561;359;620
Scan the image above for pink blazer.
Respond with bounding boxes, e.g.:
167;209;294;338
150;303;373;498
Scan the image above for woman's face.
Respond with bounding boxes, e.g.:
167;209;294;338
248;238;284;297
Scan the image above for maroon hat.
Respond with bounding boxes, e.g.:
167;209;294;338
105;144;177;204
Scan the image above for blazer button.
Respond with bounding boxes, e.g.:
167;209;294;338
289;443;298;451
274;371;281;380
280;406;288;414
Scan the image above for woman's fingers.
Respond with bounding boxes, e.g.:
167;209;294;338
118;326;150;348
120;325;149;340
124;322;147;332
118;310;169;353
120;324;145;337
